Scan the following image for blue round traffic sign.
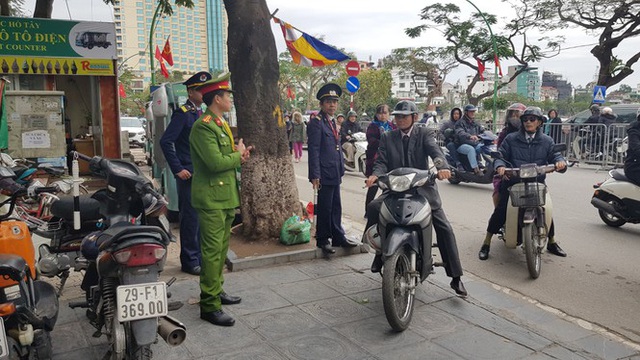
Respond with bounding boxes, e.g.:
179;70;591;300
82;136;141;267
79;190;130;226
346;76;360;93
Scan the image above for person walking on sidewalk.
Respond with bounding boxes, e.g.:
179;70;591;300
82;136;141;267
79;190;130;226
160;71;212;276
364;103;394;218
290;111;306;163
307;83;357;256
364;100;468;297
190;73;254;327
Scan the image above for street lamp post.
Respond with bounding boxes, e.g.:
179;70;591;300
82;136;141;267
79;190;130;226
149;1;163;86
118;51;146;73
464;0;499;130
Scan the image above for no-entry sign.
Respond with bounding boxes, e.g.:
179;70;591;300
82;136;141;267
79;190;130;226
345;60;360;77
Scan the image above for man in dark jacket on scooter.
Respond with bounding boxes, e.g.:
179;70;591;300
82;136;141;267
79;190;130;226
455;104;485;174
364;100;467;297
624;110;640;185
479;107;567;260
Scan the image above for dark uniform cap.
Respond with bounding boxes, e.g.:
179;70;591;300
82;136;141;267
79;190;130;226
316;83;342;101
183;71;212;88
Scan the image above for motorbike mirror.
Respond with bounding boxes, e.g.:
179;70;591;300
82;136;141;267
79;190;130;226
553;144;567;153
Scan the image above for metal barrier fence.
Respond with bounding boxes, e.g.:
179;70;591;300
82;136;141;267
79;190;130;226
424;122;629;168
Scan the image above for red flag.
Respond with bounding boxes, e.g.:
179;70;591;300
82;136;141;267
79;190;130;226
154;45;163;62
494;54;503;77
160;61;169;78
476;57;485;81
161;36;174;66
118;82;126;98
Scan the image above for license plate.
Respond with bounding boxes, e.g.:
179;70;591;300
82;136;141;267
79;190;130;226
116;282;167;322
0;318;8;358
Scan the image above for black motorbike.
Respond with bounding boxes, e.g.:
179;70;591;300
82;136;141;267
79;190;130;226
0;170;59;359
60;152;185;359
444;131;497;185
363;167;439;332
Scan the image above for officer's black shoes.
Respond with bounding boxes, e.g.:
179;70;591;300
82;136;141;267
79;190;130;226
200;310;235;327
450;277;467;297
220;292;242;305
370;254;383;273
547;242;567;257
318;244;336;255
333;241;358;248
182;266;201;276
478;245;490;260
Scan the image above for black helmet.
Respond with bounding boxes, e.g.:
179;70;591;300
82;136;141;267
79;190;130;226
590;104;601;114
391;100;418;115
463;104;478;112
347;110;358;118
520;106;544;121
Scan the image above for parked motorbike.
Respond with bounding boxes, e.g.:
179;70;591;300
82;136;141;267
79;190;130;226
445;131;498;185
591;168;640;227
343;132;367;176
0;171;59;359
60;152;185;359
362;167;439;332
497;163;560;279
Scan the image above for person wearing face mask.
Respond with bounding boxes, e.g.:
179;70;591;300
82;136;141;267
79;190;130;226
491;103;527;206
478;107;567;261
439;107;462;167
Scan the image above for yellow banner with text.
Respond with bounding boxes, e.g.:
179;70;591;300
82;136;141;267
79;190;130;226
0;55;114;76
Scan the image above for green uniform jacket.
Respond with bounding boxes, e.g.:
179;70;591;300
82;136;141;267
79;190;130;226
189;109;241;210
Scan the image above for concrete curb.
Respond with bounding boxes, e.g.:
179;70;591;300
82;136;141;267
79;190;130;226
227;245;368;271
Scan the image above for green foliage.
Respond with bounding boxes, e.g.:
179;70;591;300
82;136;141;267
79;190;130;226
619;84;633;94
332;69;393;116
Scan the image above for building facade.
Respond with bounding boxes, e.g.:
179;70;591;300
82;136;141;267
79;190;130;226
390;68;433;104
113;0;227;86
507;65;541;101
541;71;572;101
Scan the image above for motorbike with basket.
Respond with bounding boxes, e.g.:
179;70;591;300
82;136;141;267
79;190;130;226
0;167;59;359
443;130;498;185
495;159;563;279
362;167;440;332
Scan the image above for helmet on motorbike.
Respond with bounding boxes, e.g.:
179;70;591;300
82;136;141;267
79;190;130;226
508;103;527;112
347;110;357;118
601;107;614;115
391;100;418;115
590;104;601;114
520;106;544;121
463;104;478;112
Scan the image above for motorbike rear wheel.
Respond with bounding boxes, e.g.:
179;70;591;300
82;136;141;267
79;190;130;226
522;223;541;279
382;247;416;332
598;197;627;227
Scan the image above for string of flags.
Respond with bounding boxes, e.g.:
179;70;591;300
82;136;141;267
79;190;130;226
475;55;503;81
155;35;174;79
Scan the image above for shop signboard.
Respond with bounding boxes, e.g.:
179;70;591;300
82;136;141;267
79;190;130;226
0;16;116;76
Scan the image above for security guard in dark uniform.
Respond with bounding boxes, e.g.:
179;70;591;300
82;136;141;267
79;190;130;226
307;83;357;255
160;71;212;275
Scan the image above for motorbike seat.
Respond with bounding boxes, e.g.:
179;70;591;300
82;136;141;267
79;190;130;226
611;169;631;183
96;223;170;251
50;195;102;222
0;254;28;280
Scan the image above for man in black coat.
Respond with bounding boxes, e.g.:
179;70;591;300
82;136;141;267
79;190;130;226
624;112;640;185
364;100;467;297
308;83;357;256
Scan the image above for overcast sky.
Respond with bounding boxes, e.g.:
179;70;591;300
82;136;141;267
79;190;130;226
22;0;640;91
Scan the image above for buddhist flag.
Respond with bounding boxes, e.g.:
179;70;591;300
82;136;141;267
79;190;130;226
494;54;503;77
476;57;485;81
273;17;350;67
162;36;174;66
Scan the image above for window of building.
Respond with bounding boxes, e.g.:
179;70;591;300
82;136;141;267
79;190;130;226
138;29;144;35
138;42;145;48
137;9;143;14
137;16;143;21
116;29;121;34
146;4;151;9
118;49;123;55
136;1;142;6
139;58;146;64
399;83;405;88
189;65;195;71
117;36;122;41
115;15;121;19
140;66;146;71
172;24;178;29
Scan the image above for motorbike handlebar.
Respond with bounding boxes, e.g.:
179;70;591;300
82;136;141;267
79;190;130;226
501;164;557;176
71;151;93;162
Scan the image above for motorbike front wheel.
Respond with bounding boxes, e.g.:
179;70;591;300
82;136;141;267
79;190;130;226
382;247;416;332
522;223;541;279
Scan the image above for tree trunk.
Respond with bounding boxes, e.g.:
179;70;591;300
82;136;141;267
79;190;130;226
0;0;10;16
223;0;302;240
33;0;53;18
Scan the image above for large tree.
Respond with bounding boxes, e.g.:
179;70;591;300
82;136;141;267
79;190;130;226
525;0;640;88
405;3;561;105
223;0;302;239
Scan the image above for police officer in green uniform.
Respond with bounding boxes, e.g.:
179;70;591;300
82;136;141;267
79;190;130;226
189;73;254;327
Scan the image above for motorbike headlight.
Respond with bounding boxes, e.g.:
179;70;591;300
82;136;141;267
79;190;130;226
519;164;538;179
388;173;415;192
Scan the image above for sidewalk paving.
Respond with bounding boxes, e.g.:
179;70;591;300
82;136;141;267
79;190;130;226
51;249;640;360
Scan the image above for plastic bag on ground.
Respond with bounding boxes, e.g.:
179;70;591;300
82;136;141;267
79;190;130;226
280;215;311;245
